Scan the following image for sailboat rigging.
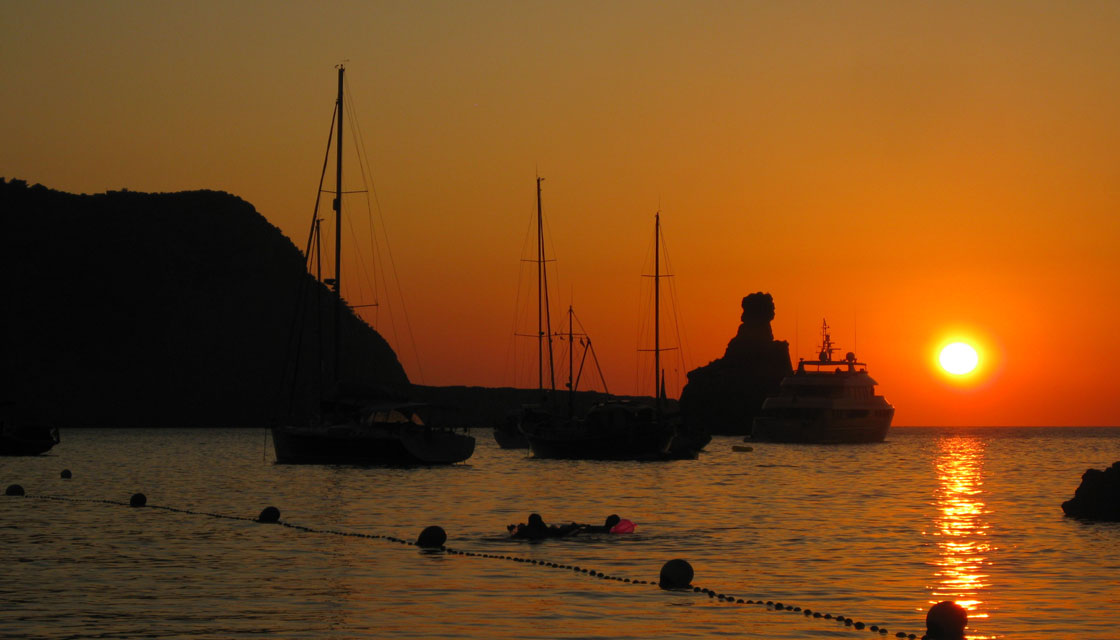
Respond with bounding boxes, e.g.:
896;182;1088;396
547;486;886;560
271;65;474;465
643;213;710;457
495;177;610;448
519;210;690;460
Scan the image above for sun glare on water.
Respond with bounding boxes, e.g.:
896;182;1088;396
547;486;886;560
939;342;979;375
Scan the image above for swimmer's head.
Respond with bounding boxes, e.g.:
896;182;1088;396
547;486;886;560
528;513;544;526
605;514;621;528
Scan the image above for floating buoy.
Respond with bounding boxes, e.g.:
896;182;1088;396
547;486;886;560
416;525;447;548
257;506;281;523
5;484;24;496
926;601;967;639
129;493;146;507
658;558;693;589
60;469;72;479
731;445;753;452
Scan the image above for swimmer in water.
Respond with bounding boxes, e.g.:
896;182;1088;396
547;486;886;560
578;514;622;533
507;513;579;539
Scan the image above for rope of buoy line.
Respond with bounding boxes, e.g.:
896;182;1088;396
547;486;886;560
5;483;926;639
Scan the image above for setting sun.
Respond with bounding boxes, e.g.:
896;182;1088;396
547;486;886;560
940;342;979;375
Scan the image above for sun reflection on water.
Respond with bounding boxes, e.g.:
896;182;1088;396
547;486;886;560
931;436;992;631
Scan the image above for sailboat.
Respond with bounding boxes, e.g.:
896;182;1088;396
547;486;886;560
271;66;474;465
519;211;678;460
494;176;568;449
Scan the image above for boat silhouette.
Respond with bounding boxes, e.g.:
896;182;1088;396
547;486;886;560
271;66;474;465
750;319;894;443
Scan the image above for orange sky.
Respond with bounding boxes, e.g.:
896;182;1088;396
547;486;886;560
3;1;1119;425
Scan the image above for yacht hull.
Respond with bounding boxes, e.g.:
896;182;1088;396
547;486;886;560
751;412;892;444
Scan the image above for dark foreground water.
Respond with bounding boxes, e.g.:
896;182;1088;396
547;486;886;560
2;427;1118;639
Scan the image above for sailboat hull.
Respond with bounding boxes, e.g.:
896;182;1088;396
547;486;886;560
272;424;475;465
521;402;676;461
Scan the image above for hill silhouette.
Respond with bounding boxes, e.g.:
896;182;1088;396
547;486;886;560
1;179;408;427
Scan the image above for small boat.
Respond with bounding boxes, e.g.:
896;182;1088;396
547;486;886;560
493;412;528;449
0;404;59;456
750;320;893;443
0;402;58;456
271;66;474;465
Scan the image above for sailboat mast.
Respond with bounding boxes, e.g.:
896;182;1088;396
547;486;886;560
654;212;661;412
568;305;575;418
333;65;344;384
535;177;556;393
536;178;544;392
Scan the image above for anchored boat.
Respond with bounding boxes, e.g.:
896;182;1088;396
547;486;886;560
271;66;474;465
751;320;893;444
0;403;59;456
521;212;687;460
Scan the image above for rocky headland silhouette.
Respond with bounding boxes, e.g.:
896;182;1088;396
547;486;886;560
679;292;792;435
1;178;408;427
2;179;664;429
1062;461;1120;521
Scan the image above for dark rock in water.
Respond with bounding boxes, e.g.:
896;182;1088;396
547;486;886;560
658;558;694;589
1062;461;1120;521
679;293;792;435
416;525;447;548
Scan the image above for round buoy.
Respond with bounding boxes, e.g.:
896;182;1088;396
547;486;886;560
658;558;693;589
60;469;72;479
416;525;447;548
129;493;146;507
5;484;25;496
257;506;281;523
926;601;967;639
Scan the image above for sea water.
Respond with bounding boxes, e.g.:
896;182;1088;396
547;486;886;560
2;427;1118;639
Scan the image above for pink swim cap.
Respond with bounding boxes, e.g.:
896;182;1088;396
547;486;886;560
609;519;635;534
